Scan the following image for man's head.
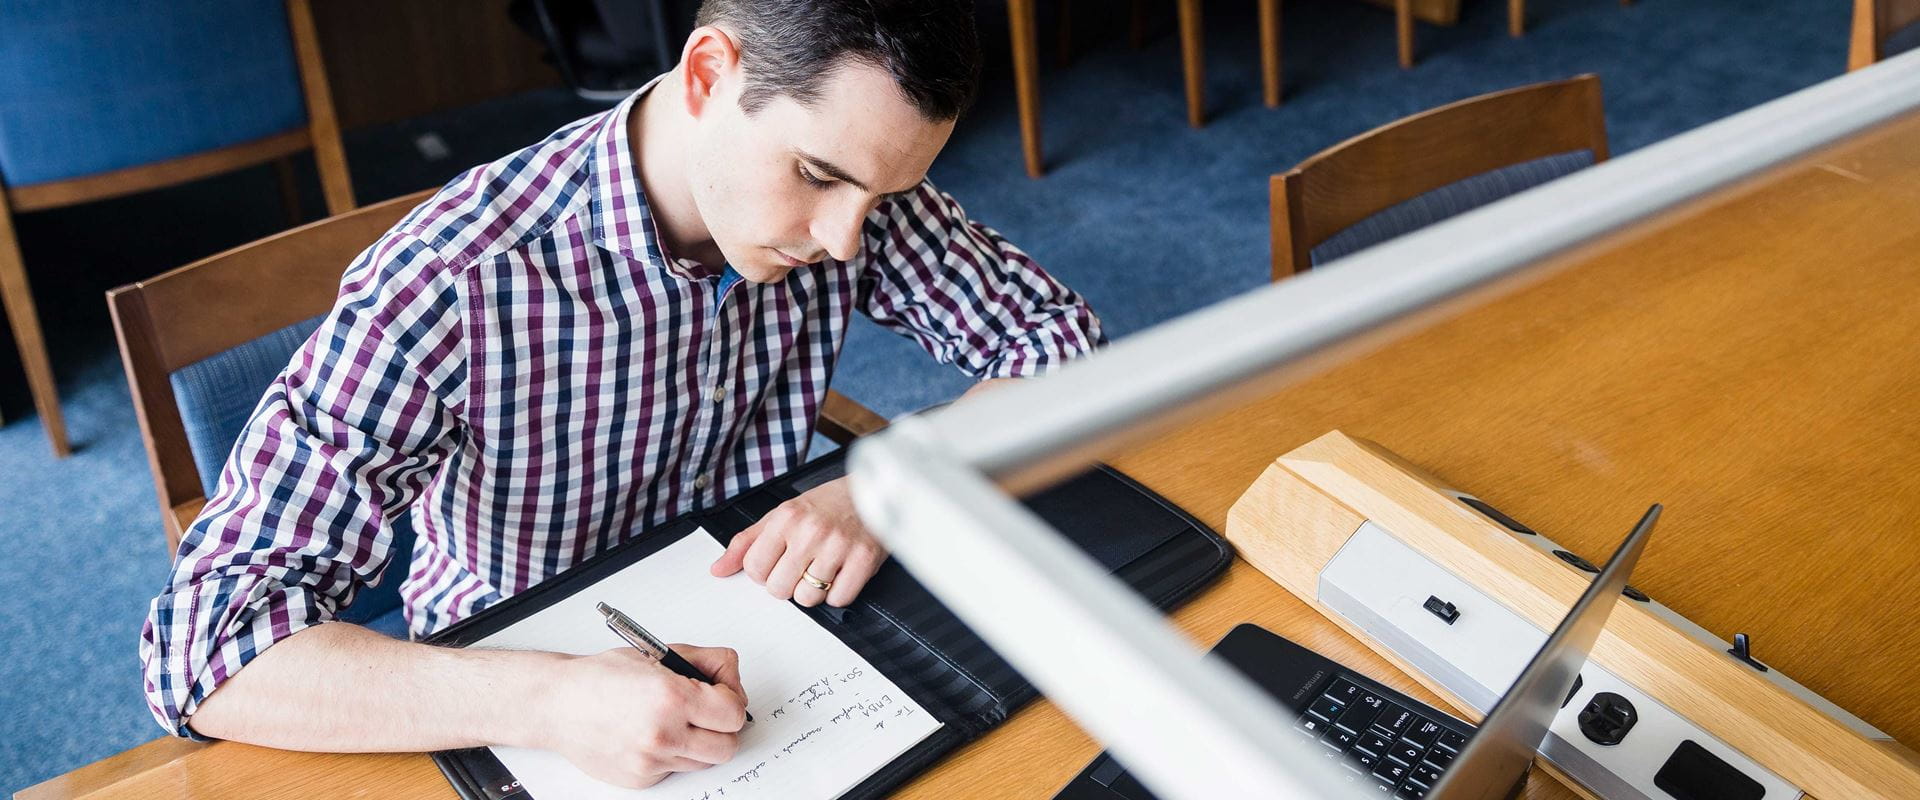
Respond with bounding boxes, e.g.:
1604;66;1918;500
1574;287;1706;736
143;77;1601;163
667;0;980;282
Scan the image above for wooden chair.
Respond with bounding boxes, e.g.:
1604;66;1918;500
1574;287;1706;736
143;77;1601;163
1850;0;1920;70
1007;0;1283;178
1386;1;1633;66
0;0;353;458
1269;74;1607;280
109;190;890;559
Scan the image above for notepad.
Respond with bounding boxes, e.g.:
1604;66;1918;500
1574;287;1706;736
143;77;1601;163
474;531;943;799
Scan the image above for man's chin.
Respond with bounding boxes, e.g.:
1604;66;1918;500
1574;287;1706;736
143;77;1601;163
732;263;795;284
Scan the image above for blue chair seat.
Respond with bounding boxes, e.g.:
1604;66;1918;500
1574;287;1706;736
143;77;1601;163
1311;151;1596;267
362;606;413;640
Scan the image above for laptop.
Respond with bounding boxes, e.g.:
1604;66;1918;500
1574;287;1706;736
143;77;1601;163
1055;504;1660;800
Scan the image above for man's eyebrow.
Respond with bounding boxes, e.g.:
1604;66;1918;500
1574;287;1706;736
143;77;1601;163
795;150;871;192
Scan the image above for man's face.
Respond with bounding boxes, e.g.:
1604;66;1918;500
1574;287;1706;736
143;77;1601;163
686;60;955;283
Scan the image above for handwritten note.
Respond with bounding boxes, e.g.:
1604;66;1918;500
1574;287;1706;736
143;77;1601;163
474;531;943;799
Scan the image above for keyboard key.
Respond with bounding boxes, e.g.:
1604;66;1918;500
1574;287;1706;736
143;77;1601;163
1396;782;1430;799
1341;696;1384;731
1386;739;1424;766
1404;718;1445;748
1356;730;1392;757
1307;695;1346;722
1436;730;1468;753
1368;776;1397;795
1373;702;1414;736
1352;748;1381;769
1423;749;1455;769
1296;716;1329;737
1324;725;1358;752
1411;761;1443;786
1326;679;1363;705
1372;758;1412;785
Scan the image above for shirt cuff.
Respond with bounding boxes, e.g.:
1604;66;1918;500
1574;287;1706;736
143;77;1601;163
142;573;331;739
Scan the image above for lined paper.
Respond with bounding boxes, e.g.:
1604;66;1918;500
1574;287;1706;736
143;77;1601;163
475;531;942;799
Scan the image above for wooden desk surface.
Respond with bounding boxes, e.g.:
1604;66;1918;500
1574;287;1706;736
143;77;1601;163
24;113;1920;800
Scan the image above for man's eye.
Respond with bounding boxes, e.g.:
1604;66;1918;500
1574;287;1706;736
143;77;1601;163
799;165;833;189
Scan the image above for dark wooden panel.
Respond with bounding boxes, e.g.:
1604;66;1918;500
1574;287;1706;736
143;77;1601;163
311;0;563;131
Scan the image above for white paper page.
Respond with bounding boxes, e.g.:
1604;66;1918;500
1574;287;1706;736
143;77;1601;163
475;531;943;800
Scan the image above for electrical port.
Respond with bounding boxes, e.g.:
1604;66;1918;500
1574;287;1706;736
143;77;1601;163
1578;692;1639;746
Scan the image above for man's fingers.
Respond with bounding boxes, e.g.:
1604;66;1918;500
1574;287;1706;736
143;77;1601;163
651;755;720;774
826;544;885;607
683;681;750;732
793;548;846;608
764;543;814;601
741;523;789;583
676;726;742;765
674;644;747;703
711;522;763;576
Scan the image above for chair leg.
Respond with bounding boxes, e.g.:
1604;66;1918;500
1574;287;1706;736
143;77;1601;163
1259;0;1282;108
1396;0;1415;68
0;205;69;457
1178;0;1205;128
1009;0;1045;178
274;156;304;227
1129;0;1151;49
1056;0;1074;68
1509;0;1525;36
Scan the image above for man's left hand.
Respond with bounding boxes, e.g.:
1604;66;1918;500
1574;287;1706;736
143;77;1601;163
709;476;885;607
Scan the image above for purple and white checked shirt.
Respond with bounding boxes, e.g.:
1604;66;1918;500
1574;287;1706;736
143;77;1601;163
140;89;1102;738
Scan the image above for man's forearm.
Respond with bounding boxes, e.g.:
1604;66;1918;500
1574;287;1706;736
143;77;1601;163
185;622;562;753
960;377;1018;400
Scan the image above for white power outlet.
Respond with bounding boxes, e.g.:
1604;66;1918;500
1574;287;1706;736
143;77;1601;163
1318;520;1803;800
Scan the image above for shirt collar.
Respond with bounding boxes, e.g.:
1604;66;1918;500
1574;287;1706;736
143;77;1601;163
589;75;719;282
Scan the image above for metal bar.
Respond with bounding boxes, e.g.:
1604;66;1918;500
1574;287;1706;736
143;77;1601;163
911;47;1920;493
849;422;1358;800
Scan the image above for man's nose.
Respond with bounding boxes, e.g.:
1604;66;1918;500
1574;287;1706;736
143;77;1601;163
812;199;868;263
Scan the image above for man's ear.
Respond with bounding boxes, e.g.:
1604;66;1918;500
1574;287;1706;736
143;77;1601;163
679;25;741;119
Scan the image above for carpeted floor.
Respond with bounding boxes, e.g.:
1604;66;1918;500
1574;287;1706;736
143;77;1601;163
0;0;1849;791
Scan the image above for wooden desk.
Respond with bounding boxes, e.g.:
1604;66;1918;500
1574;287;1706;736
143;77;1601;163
24;112;1920;800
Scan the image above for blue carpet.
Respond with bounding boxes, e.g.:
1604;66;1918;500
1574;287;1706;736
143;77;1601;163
0;0;1849;792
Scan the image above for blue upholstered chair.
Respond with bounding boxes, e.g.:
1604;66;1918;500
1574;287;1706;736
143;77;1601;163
0;0;354;458
107;191;428;637
1268;74;1609;280
1850;0;1920;70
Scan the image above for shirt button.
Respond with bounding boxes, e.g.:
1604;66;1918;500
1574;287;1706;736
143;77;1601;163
693;473;711;490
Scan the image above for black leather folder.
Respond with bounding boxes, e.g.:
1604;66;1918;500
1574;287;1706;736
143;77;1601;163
426;447;1233;800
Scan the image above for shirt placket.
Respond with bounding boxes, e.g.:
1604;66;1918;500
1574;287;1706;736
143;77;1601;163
681;274;745;505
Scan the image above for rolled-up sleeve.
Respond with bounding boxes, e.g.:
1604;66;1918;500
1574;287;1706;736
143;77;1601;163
139;228;468;739
858;182;1104;379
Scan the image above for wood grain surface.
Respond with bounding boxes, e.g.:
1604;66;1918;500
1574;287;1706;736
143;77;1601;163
21;107;1920;800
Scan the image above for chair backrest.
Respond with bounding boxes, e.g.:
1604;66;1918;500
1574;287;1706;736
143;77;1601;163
0;0;304;186
110;189;432;552
1851;0;1920;70
0;0;353;215
1268;74;1608;280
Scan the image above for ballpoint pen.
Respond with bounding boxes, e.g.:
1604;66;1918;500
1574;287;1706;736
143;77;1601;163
597;601;751;722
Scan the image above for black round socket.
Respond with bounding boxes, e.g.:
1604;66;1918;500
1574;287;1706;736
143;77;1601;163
1553;549;1600;573
1577;692;1638;746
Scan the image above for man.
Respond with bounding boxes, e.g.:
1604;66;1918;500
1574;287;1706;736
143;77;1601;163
139;0;1102;790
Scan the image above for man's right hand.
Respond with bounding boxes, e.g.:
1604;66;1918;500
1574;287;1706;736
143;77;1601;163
543;644;750;788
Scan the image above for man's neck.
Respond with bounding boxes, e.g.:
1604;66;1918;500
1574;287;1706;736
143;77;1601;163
631;73;725;268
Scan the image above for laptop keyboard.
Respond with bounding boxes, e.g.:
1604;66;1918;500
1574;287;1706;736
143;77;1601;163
1293;677;1469;798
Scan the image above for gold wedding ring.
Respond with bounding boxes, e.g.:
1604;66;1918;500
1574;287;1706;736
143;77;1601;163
802;570;833;591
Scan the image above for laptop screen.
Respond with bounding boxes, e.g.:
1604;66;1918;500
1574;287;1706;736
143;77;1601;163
1425;504;1662;800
